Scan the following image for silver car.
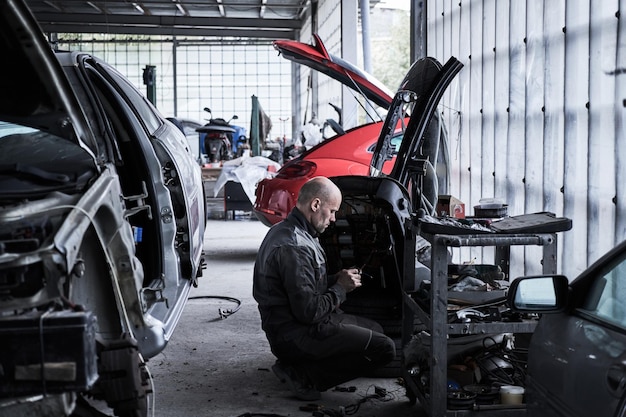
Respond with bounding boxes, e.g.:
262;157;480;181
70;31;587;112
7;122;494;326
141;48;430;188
0;1;206;416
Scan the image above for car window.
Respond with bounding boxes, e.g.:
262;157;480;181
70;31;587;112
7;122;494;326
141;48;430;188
0;121;96;196
94;61;162;135
581;253;626;330
183;124;199;136
367;133;403;154
0;121;37;137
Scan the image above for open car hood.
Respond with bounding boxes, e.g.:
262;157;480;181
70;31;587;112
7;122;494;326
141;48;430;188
273;34;394;110
0;0;96;156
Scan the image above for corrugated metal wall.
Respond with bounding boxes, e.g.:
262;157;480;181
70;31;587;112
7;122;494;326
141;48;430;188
427;0;626;279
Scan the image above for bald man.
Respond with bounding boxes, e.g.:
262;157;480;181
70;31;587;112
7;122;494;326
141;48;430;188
253;177;395;401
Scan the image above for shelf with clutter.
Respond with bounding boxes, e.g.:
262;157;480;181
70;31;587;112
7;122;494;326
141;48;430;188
401;195;572;416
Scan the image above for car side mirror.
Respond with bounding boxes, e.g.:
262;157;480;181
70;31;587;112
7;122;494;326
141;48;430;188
508;275;569;313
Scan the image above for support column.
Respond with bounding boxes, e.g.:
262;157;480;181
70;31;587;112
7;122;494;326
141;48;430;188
341;1;358;129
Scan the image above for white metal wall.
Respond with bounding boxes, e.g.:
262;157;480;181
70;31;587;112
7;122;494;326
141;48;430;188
426;0;626;279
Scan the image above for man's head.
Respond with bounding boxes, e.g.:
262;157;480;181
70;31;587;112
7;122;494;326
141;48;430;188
296;177;342;234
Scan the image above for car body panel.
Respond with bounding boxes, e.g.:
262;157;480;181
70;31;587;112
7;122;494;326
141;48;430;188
512;241;626;417
526;314;626;417
58;51;206;353
273;34;394;109
253;121;401;226
255;33;404;226
302;122;402;171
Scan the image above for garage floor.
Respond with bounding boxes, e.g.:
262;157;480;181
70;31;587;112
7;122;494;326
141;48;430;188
147;209;427;417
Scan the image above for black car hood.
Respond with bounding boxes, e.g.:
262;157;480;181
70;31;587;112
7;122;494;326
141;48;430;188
273;34;394;110
0;0;97;158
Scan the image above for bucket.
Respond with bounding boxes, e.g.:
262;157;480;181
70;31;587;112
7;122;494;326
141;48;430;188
474;198;508;218
499;385;524;405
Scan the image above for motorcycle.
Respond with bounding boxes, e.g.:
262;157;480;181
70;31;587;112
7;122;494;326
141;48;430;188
196;107;248;163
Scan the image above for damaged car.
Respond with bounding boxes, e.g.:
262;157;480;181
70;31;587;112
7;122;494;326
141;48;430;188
0;1;206;416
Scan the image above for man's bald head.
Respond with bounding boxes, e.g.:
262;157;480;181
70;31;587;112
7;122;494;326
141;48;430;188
297;177;340;206
296;177;342;234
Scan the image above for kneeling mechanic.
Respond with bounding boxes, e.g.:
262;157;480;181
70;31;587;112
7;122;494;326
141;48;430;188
253;176;396;400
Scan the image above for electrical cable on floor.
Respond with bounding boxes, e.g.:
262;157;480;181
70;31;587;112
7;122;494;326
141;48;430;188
300;385;400;417
188;295;242;318
342;385;396;415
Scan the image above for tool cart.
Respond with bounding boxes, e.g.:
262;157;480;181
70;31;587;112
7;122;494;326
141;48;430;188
402;213;571;416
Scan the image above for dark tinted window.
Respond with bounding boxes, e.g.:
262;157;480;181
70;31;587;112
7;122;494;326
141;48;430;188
581;253;626;330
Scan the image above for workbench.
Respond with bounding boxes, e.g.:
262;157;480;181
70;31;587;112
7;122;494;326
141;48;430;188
401;230;560;416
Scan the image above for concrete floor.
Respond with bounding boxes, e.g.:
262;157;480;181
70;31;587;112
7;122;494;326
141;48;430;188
147;211;426;417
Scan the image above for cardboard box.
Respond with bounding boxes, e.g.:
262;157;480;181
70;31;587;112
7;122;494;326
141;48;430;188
436;195;465;218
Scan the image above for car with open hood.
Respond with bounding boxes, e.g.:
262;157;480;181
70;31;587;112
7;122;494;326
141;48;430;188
253;34;411;226
0;1;206;416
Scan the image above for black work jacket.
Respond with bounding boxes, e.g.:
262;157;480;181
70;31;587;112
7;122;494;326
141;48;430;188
253;208;346;343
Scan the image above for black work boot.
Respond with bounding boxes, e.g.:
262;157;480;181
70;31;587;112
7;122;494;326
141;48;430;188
271;361;321;401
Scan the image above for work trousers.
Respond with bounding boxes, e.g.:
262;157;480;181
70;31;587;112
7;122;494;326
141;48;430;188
271;313;396;391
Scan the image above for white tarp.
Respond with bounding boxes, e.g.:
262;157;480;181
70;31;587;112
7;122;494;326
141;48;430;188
213;155;282;204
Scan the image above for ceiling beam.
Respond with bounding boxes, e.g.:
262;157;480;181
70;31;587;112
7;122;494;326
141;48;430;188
39;23;296;39
32;12;302;29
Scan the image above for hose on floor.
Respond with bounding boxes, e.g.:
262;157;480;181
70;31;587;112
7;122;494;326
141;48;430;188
188;295;242;319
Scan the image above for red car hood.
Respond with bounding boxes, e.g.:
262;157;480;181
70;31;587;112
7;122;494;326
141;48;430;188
273;34;394;110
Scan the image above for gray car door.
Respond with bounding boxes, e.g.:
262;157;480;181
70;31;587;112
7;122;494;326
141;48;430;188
526;248;626;417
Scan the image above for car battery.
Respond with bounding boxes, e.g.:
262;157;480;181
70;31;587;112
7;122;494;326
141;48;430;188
0;309;98;397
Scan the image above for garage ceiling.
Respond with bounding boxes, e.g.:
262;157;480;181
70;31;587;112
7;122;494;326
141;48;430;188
24;0;312;39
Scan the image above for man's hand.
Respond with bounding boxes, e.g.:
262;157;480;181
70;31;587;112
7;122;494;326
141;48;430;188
335;268;362;293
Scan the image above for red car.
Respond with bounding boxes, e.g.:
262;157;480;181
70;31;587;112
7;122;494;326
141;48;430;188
254;34;400;226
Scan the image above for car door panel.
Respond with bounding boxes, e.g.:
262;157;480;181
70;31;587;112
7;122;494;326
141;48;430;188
528;312;626;417
524;258;626;417
73;56;203;343
96;60;205;279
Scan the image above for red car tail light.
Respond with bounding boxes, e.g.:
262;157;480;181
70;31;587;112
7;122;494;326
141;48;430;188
276;160;317;179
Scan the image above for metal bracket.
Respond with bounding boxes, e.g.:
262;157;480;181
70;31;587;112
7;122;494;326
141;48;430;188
123;181;153;220
140;275;169;312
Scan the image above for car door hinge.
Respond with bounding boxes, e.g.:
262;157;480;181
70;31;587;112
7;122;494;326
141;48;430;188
123;181;153;220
